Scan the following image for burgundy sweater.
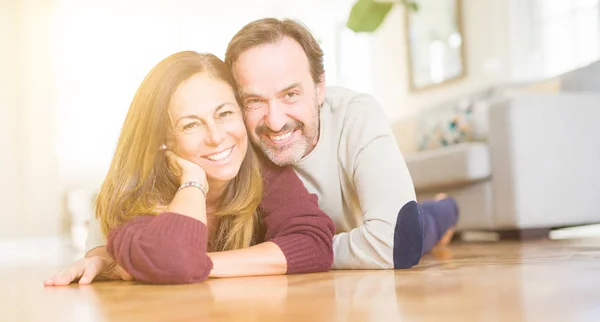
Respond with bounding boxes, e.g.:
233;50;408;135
106;159;336;284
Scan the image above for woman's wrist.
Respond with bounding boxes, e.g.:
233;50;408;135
180;172;207;186
178;181;208;197
179;173;209;194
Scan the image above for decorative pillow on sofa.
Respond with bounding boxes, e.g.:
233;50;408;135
416;89;495;151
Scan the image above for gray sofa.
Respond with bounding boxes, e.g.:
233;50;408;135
395;62;600;238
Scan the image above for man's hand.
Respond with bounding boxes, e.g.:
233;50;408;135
43;246;133;286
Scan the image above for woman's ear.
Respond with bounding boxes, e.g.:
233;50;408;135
164;131;177;152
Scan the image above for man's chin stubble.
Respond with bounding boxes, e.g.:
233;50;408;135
260;141;307;166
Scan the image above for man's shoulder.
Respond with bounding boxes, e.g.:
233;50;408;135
322;86;395;161
324;86;385;120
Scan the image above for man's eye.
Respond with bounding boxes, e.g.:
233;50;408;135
286;92;298;98
245;99;264;109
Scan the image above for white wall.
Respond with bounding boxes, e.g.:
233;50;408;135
19;0;63;238
0;0;62;239
369;0;512;122
0;0;24;237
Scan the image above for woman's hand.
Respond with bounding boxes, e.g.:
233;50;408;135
43;248;133;286
163;148;208;188
163;147;209;222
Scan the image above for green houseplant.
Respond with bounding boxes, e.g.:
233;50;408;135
346;0;419;32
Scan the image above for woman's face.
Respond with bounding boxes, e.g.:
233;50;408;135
167;72;248;184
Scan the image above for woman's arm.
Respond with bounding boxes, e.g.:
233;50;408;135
207;242;286;277
208;159;336;278
107;185;212;284
45;181;211;286
107;150;212;285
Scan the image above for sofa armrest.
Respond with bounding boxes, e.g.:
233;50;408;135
488;93;600;228
406;142;491;192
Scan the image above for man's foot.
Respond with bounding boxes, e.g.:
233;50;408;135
434;193;448;201
432;193;456;248
435;228;455;247
431;203;456;259
419;193;460;254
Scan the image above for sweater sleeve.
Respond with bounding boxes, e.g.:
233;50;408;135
106;212;213;284
333;93;423;269
259;159;336;274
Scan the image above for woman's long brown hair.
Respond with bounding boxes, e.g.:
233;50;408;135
94;51;263;251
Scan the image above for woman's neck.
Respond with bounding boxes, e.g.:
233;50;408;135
205;178;228;211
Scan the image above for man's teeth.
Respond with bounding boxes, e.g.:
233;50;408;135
270;132;293;141
207;147;232;161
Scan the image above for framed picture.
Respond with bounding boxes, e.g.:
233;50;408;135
405;0;466;91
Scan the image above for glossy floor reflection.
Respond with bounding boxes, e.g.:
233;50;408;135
3;238;600;322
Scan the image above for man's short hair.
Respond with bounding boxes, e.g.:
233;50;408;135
225;18;325;84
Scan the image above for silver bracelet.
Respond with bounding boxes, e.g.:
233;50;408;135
177;181;207;197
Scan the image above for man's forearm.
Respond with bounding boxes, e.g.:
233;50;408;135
332;223;394;269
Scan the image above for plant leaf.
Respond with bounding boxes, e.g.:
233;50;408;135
346;0;394;32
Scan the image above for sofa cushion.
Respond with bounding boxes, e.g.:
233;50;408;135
560;60;600;92
405;142;491;191
414;89;496;152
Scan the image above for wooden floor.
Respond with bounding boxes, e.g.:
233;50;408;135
2;238;600;322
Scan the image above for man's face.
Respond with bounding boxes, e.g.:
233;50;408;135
232;37;325;166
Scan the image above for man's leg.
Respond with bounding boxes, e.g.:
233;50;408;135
420;193;459;254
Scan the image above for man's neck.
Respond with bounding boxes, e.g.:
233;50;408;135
301;112;321;159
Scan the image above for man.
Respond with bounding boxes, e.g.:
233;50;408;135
45;18;458;286
224;18;457;269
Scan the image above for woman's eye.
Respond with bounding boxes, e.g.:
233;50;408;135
183;122;199;130
219;111;233;118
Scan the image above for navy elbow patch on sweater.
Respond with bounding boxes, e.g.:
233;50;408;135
393;200;424;269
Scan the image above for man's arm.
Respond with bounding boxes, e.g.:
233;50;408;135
259;159;335;274
332;94;423;269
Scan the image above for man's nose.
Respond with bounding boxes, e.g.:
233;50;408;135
264;101;287;132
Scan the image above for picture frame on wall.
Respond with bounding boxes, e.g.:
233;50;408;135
405;0;466;92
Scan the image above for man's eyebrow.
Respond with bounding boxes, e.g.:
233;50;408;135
277;82;302;94
241;83;302;99
241;91;260;99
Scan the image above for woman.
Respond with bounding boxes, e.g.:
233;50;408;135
45;51;335;285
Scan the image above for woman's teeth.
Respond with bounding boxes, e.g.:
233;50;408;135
270;131;293;141
206;147;233;161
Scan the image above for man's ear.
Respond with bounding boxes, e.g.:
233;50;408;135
317;74;326;107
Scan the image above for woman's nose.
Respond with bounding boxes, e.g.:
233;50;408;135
204;122;225;146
